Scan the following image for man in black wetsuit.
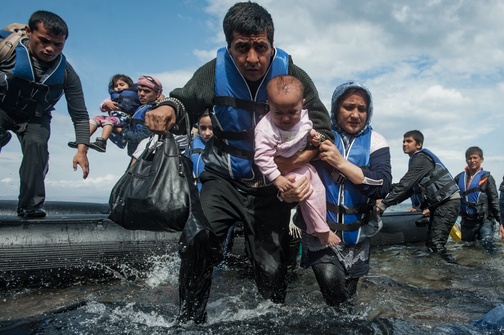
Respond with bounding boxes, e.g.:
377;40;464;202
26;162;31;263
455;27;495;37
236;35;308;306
0;10;90;218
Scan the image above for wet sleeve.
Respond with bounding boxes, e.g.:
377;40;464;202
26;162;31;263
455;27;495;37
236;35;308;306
382;153;433;207
64;63;90;145
356;146;392;199
486;174;501;222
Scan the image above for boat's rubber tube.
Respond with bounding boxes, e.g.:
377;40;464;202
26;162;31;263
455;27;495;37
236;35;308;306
371;211;428;246
0;200;110;215
0;203;180;288
0;201;428;289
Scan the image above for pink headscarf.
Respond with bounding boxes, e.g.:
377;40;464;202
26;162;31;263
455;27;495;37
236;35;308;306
137;75;163;93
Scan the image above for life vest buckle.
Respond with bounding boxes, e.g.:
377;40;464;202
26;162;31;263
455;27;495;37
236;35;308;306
331;170;346;185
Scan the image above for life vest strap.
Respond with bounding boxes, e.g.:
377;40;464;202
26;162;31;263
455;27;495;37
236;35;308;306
461;213;483;221
431;179;457;199
461;201;484;218
212;136;254;160
326;203;372;215
7;73;64;91
327;219;366;231
212;126;253;141
215;96;268;116
460;186;481;197
421;167;448;189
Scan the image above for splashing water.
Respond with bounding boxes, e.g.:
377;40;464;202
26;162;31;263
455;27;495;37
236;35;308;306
1;235;504;334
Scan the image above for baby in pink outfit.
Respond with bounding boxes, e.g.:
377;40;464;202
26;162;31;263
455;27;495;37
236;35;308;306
254;75;340;246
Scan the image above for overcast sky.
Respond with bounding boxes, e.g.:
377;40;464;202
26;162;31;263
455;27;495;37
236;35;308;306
1;0;503;203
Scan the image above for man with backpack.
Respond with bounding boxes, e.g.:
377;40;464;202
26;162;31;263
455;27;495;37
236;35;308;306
0;10;90;218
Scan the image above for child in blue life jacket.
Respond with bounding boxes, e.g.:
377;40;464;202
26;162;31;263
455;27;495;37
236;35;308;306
68;74;140;152
454;146;502;254
190;110;213;191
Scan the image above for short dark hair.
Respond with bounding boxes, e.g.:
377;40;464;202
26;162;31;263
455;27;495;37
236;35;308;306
404;130;424;147
29;10;68;39
109;74;134;90
223;2;274;46
465;146;483;159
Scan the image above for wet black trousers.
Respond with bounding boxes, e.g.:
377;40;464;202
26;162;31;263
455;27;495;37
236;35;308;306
0;109;51;210
312;262;359;306
199;171;294;303
461;217;496;252
426;198;460;252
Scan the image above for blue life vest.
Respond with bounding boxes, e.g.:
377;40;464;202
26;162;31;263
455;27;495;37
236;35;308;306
107;88;141;149
316;127;373;245
190;135;207;191
130;104;152;127
124;104;153;156
205;47;289;180
109;85;140;116
0;35;66;117
411;148;459;207
109;133;128;149
457;169;489;219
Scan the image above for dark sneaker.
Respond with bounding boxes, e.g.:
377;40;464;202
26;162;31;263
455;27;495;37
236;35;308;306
89;137;107;152
0;128;12;148
22;207;47;218
68;141;78;149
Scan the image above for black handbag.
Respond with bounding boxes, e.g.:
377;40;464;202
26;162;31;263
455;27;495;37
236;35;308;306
109;126;224;323
108;133;192;232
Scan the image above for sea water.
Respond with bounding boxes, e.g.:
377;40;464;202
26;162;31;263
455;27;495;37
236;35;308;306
1;207;503;334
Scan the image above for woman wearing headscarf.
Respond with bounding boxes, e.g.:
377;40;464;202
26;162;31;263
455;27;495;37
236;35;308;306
299;81;392;305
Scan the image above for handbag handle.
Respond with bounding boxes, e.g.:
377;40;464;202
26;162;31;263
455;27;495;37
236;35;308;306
153;133;186;177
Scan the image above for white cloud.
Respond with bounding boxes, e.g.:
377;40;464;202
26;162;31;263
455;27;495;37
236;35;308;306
417;85;471;106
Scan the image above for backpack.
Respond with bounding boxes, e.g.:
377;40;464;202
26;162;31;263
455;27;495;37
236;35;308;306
0;23;27;60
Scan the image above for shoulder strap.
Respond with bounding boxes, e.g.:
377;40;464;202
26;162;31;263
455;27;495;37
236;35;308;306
478;171;490;192
0;23;27;61
191;148;204;154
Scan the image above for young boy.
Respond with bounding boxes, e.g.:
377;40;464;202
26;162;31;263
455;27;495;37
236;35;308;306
376;130;460;263
454;146;501;254
254;75;340;246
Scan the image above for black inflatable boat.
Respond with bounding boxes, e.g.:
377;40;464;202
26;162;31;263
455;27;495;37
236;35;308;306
0;200;427;289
